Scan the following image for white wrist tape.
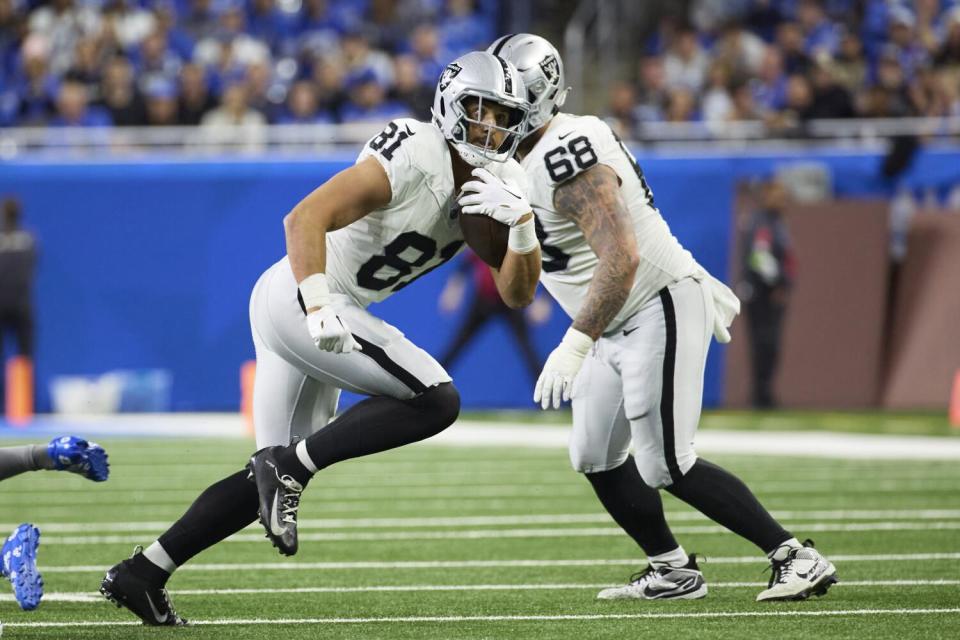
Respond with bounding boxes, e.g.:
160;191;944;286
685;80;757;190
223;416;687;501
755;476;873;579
508;217;538;254
561;326;594;358
299;273;330;309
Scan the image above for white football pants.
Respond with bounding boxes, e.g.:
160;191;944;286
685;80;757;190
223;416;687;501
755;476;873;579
569;276;713;488
249;258;451;450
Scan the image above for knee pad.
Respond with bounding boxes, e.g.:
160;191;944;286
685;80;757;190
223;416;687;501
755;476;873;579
569;448;628;475
633;454;672;489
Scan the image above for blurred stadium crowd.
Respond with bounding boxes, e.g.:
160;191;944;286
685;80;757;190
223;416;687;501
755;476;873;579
0;0;495;128
2;0;960;139
607;0;960;138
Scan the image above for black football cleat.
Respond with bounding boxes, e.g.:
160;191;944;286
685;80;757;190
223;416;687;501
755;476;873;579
100;550;187;626
247;446;304;556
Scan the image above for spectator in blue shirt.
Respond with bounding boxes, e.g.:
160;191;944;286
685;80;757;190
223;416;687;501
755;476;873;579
339;66;409;123
407;22;446;86
275;79;334;123
751;46;788;113
143;75;179;125
132;29;183;90
13;36;58;125
181;0;220;44
887;7;928;78
246;0;296;55
437;0;493;58
797;0;840;57
152;1;196;61
49;79;112;126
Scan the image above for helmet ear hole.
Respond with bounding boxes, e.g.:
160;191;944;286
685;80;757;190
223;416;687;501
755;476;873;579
439;97;446;117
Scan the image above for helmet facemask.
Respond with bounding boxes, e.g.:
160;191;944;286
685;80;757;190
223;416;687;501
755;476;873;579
447;92;529;167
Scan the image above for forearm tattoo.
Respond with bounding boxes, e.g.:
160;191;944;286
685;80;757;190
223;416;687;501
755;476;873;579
553;165;638;339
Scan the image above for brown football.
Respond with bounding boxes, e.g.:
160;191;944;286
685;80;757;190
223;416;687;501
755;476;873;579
458;208;509;268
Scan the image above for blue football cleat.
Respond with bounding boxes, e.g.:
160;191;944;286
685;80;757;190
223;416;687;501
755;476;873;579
47;436;109;482
2;524;44;611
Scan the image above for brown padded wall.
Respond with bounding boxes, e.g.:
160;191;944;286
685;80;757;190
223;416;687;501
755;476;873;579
882;212;960;409
724;200;889;408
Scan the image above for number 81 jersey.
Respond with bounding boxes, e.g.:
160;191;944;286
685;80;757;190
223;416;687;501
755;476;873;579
324;118;524;307
520;113;698;333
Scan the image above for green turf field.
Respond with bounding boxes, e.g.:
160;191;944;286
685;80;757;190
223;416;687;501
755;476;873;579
1;429;959;639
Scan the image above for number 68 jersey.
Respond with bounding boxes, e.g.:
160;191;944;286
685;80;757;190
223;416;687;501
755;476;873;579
323;118;527;308
520;113;698;334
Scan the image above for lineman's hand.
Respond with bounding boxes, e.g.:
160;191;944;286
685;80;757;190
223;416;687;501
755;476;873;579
533;328;594;410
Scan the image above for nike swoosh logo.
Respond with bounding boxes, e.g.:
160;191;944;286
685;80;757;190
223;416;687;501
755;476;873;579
502;185;522;199
405;125;415;136
623;327;638;336
145;592;169;624
558;131;574;140
269;489;287;536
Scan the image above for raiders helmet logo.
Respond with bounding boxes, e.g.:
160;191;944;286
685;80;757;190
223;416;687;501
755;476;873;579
539;55;560;85
439;63;462;91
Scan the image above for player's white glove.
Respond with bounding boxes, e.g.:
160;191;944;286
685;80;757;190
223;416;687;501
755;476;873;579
306;306;362;354
299;273;362;354
534;327;594;410
703;274;740;344
458;167;531;227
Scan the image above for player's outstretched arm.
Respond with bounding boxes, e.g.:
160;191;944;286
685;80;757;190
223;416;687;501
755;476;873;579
284;156;392;291
284;157;392;353
533;164;638;409
555;164;639;339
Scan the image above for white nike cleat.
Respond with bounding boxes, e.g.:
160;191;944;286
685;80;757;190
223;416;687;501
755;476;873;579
756;539;838;602
597;554;708;600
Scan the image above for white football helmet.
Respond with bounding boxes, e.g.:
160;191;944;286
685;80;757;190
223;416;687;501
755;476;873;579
487;33;569;136
432;51;529;167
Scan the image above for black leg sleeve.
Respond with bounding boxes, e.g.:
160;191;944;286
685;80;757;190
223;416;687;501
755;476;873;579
666;458;791;554
157;469;260;567
586;456;680;556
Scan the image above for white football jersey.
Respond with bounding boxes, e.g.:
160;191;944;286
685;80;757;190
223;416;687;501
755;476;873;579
324;118;525;307
520;113;698;333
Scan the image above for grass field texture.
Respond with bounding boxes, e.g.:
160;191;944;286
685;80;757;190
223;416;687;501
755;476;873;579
1;417;959;639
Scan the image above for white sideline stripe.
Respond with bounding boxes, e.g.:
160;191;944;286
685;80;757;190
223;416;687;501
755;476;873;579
39;552;960;574
8;415;960;459
5;608;960;628
37;521;960;545
7;509;960;534
5;580;957;603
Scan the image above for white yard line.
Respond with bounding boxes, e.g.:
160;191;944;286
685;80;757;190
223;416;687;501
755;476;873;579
4;608;960;628
4;479;957;501
36;521;960;545
5;509;960;533
4;580;957;604
39;552;960;574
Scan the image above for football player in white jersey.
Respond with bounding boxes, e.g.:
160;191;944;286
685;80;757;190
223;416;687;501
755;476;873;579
489;33;837;603
99;51;542;625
